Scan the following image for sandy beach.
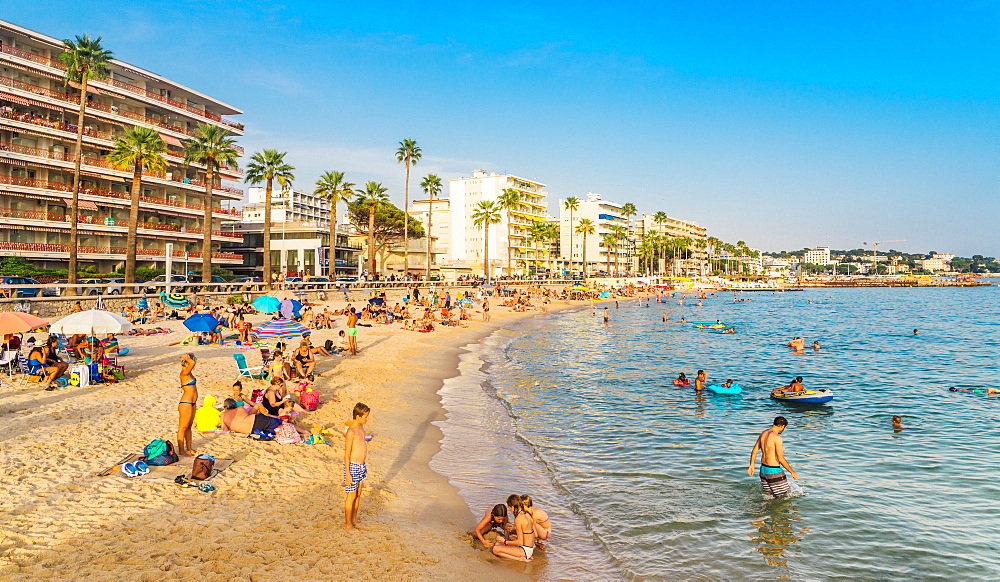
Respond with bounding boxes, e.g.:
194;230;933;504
0;291;580;581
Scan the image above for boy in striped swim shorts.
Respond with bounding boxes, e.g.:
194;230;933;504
344;402;371;531
748;416;799;498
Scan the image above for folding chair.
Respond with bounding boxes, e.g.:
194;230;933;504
16;352;43;387
233;353;268;384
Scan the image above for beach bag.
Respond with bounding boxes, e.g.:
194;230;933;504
274;422;302;444
190;455;215;480
69;364;90;387
300;388;319;412
145;440;179;466
250;389;264;404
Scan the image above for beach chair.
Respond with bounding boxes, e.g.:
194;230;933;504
0;349;18;378
16;351;43;387
233;353;267;384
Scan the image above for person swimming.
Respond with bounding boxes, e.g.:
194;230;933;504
891;415;906;429
674;373;690;387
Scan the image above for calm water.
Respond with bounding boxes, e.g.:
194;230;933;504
431;286;1000;581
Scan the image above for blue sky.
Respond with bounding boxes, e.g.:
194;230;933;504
12;1;1000;255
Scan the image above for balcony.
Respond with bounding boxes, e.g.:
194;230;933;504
0;207;242;239
0;140;243;196
0;75;242;144
0;43;244;132
0;240;241;260
0;174;241;218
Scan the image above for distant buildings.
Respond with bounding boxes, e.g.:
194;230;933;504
242;186;330;228
634;213;708;276
558;193;631;275
0;19;245;272
446;170;549;276
222;186;359;278
803;247;833;265
916;257;950;272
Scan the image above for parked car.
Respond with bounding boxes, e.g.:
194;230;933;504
78;278;110;296
305;276;330;289
144;274;190;293
0;276;43;298
335;276;359;283
233;277;262;283
104;277;146;295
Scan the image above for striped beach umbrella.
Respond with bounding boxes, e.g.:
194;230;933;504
251;319;311;342
159;291;190;308
137;294;149;311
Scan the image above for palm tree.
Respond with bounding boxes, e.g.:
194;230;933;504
694;238;708;275
563;197;580;276
609;224;628;276
419;174;442;279
497;188;522;276
602;233;616;276
621;203;637;274
313;171;354;277
245;150;295;288
528;222;551;276
107;127;168;283
395;139;421;277
59;34;112;289
575;218;595;279
355;182;389;276
653;211;668;274
472;200;502;281
181;124;240;283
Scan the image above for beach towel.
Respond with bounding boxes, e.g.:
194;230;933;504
100;454;234;481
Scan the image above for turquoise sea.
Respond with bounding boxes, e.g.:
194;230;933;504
431;285;1000;581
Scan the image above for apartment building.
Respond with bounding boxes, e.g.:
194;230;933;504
241;186;330;228
448;170;549;276
0;19;244;272
803;246;833;265
634;213;708;275
221;221;361;279
407;195;451;277
558;192;632;275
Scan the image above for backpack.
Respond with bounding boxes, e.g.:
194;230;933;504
299;388;319;412
144;439;179;466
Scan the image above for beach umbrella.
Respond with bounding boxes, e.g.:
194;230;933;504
279;298;303;319
137;294;149;311
573;285;589;291
367;297;385;307
0;312;49;334
160;291;190;308
251;319;311;342
49;309;132;335
252;296;281;314
183;314;221;333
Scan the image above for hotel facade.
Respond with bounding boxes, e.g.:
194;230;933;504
447;170;549;276
0;19;244;273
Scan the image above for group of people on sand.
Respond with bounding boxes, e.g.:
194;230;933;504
474;494;551;561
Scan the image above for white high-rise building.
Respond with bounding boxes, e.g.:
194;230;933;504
803;246;832;265
558;193;631;275
634;213;708;276
241;186;330;229
448;170;548;276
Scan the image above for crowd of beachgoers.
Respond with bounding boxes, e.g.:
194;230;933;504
0;280;647;576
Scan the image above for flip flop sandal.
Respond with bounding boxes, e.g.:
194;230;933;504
197;483;215;493
174;476;195;488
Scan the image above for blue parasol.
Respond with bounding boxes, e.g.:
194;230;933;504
252;296;281;314
279;298;303;319
183;313;221;332
137;294;149;310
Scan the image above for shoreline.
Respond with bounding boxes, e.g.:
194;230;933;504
0;291;596;579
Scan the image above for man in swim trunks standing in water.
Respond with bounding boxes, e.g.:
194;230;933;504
748;416;799;497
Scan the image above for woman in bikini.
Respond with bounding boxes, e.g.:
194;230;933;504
520;495;551;544
178;353;198;456
473;504;510;548
492;494;537;562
